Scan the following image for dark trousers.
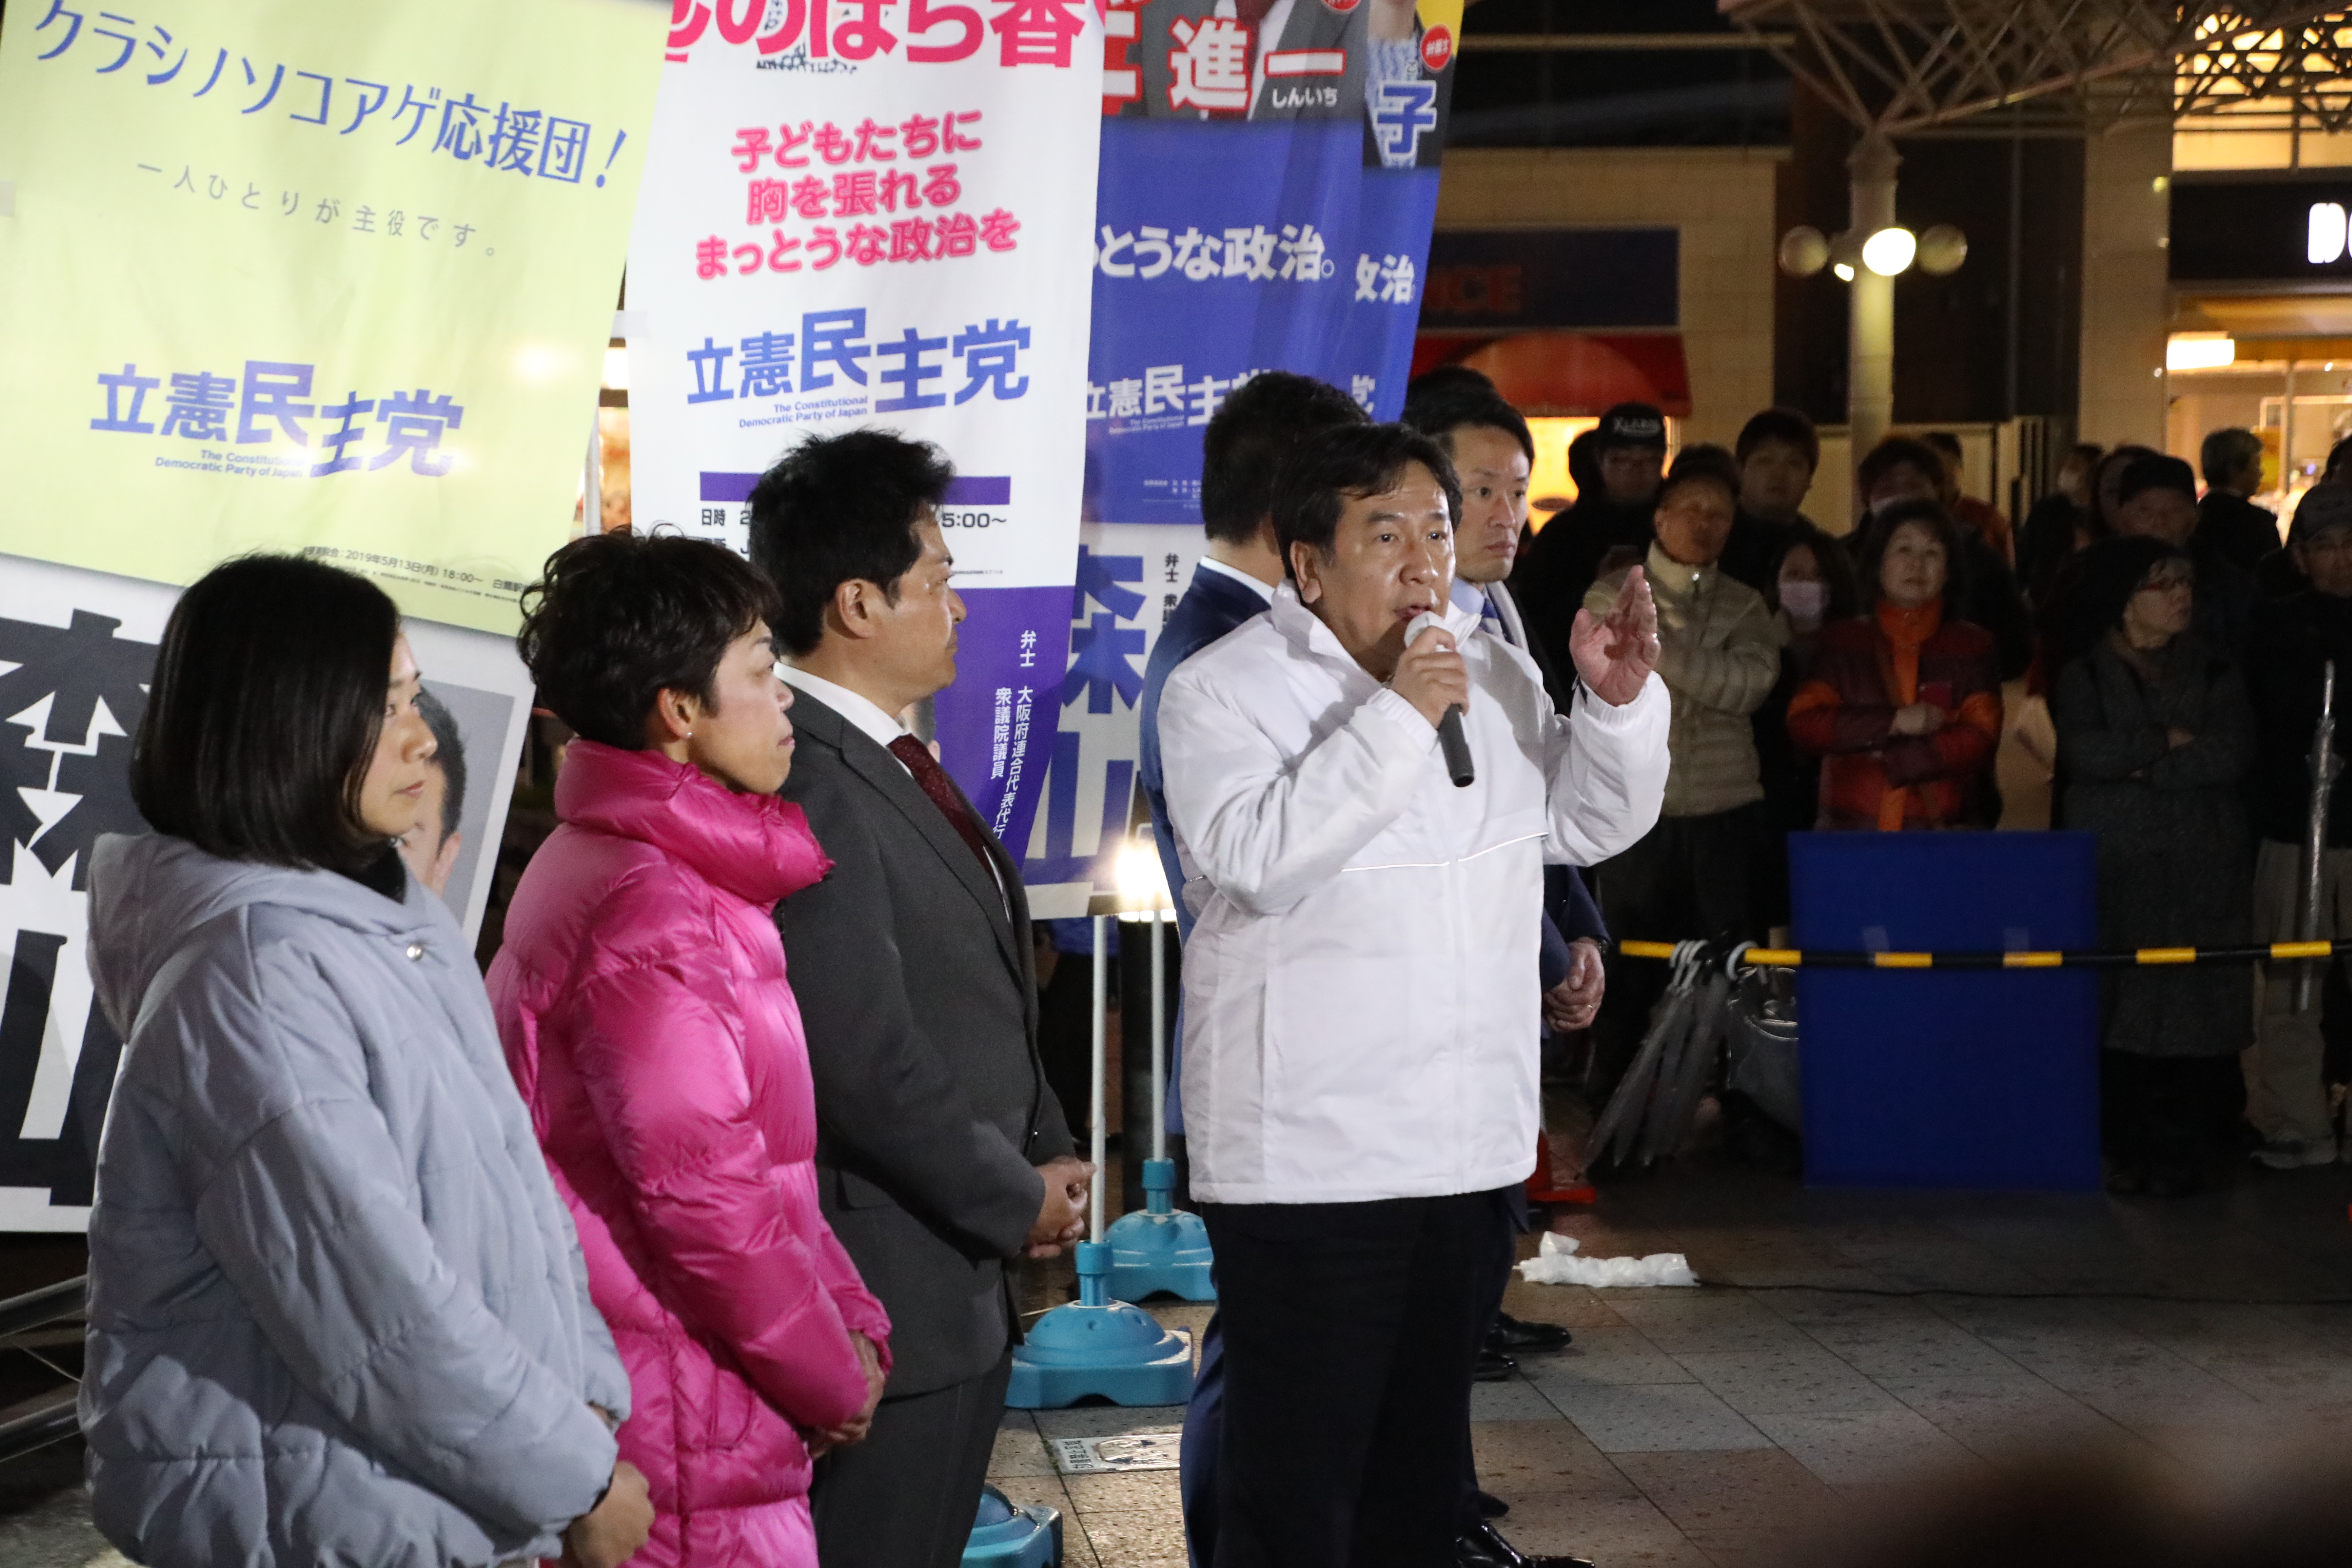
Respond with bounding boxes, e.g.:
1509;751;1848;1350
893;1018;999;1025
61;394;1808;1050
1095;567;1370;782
1459;1196;1524;1532
1199;1189;1513;1568
1180;1308;1225;1568
1589;803;1771;1100
810;1353;1012;1568
2101;1051;2247;1182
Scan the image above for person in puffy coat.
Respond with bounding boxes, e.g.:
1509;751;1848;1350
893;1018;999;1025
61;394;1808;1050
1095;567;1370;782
489;530;889;1568
1788;499;2003;830
81;555;652;1568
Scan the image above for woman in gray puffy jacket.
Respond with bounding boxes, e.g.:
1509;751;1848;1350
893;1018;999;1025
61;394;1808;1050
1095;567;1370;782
79;555;655;1568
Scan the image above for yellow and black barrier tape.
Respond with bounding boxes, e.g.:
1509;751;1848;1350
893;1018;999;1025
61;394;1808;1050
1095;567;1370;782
1616;938;2352;971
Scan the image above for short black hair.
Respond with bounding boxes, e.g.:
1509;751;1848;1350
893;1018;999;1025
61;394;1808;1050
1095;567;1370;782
413;686;467;840
1273;423;1462;581
1856;497;1972;613
2118;453;2198;507
2200;427;2263;488
132;553;400;875
747;427;953;655
1200;372;1369;545
1401;378;1534;464
1857;436;1949;500
1734;408;1819;472
1658;443;1741;506
517;529;783;751
1922;431;1965;463
1403;365;1496;401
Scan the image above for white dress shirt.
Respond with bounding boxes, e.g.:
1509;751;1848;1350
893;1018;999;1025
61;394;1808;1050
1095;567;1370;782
780;664;1008;907
1198;555;1278;604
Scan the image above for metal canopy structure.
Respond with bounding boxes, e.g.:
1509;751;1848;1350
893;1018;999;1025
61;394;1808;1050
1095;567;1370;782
1717;2;2350;133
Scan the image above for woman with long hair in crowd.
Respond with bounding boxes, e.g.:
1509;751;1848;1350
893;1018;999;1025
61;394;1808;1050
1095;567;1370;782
1788;500;2003;830
80;554;652;1568
489;529;888;1567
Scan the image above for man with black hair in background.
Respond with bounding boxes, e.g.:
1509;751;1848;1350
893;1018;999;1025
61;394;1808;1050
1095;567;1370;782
2197;427;2281;576
1718;408;1821;595
1138;369;1368;1568
1924;430;2014;565
748;429;1092;1568
1403;371;1603;1568
1516;401;1670;681
398;685;467;901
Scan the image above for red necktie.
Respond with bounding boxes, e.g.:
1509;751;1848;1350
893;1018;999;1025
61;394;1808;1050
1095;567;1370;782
888;736;996;880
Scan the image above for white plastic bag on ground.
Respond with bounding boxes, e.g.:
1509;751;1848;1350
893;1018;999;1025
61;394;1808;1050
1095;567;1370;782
1515;1231;1699;1288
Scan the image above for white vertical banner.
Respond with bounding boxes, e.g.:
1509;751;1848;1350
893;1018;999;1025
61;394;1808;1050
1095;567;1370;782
0;552;536;1232
625;0;1103;854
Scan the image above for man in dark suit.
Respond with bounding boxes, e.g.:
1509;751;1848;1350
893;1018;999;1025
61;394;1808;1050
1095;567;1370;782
1406;372;1598;1568
749;429;1093;1568
2197;426;2282;575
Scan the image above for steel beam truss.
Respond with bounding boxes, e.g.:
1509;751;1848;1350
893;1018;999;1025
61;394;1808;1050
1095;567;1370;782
1720;1;2352;133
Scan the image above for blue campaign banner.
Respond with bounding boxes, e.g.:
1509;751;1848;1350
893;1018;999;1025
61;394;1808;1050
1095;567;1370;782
1082;119;1439;526
1016;13;1456;914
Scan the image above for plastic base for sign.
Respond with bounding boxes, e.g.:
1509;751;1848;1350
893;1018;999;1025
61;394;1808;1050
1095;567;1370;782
1526;1132;1598;1207
963;1484;1061;1568
1105;1159;1217;1302
1005;1242;1197;1409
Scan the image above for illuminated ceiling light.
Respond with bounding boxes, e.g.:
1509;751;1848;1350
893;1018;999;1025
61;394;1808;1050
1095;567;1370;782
2167;332;2237;372
1861;226;1917;276
1827;229;1861;283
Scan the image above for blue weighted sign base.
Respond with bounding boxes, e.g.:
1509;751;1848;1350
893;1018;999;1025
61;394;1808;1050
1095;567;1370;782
1106;1160;1216;1302
963;1484;1062;1568
1006;1242;1197;1409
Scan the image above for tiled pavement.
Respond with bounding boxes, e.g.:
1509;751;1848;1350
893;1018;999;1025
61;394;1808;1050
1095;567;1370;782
996;1155;2352;1567
11;1155;2352;1567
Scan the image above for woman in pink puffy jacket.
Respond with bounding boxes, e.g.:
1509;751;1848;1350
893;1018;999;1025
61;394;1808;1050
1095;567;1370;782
489;531;888;1567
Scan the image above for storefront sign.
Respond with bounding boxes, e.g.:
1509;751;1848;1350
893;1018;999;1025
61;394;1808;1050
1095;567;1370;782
1420;227;1679;329
2170;173;2352;285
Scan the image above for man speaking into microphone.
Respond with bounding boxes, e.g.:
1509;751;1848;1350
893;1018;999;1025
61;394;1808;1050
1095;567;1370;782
1157;423;1669;1567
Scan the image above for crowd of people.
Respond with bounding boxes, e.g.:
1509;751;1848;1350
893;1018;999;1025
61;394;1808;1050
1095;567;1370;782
1504;397;2352;1202
64;364;2352;1568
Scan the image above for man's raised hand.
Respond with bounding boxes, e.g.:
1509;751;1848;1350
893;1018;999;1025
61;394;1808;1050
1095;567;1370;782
1568;565;1661;707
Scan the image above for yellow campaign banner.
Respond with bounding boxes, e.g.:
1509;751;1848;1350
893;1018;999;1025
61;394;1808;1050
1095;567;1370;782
0;0;668;632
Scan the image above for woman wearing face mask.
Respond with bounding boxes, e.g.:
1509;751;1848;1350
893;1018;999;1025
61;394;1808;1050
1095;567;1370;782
2051;537;2255;1195
80;555;652;1568
1752;526;1860;923
1788;501;2003;830
489;530;889;1568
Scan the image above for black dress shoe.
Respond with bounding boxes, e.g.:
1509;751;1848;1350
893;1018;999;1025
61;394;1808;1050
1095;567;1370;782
1476;1489;1510;1519
1489;1312;1574;1353
1457;1519;1596;1568
1474;1346;1518;1381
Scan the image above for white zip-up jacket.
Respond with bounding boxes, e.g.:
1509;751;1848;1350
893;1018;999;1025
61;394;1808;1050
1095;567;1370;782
1159;585;1671;1205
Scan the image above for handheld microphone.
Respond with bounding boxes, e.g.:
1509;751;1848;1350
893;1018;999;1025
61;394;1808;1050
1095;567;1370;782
1405;612;1475;789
